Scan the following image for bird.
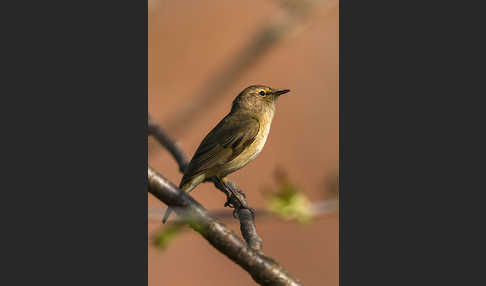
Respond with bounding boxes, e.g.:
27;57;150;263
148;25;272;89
162;85;290;223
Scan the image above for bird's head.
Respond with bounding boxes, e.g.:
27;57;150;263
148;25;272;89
231;85;290;113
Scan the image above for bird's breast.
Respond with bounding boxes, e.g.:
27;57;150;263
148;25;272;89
221;111;274;176
246;118;271;161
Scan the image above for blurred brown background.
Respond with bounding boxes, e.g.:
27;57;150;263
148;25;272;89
148;0;338;285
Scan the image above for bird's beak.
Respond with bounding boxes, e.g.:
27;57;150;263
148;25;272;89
273;89;290;96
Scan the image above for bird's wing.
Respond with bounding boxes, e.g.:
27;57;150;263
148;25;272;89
181;114;260;184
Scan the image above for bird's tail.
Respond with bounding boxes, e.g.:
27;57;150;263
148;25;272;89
160;182;191;223
162;180;187;223
162;183;182;223
161;207;173;224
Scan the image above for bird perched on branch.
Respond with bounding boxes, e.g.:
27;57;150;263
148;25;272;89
162;85;290;223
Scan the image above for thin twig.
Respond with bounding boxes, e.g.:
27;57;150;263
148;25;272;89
148;199;339;222
148;114;189;173
148;167;303;286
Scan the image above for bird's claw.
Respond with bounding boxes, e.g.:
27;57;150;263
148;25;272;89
224;200;233;208
232;187;246;199
223;187;255;219
224;195;235;208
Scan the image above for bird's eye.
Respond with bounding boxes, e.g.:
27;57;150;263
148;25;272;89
259;90;266;96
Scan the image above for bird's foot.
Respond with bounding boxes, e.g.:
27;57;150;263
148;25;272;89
234;187;246;198
223;189;254;219
218;178;255;219
224;189;248;209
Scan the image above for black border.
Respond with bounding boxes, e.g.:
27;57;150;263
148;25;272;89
341;1;484;285
6;1;148;284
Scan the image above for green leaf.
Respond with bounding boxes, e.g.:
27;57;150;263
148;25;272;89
153;223;186;249
263;169;312;224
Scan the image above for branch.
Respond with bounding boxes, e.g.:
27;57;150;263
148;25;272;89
148;167;303;286
148;115;263;251
148;115;189;173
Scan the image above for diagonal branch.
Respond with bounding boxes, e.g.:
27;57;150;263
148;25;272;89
148;167;303;286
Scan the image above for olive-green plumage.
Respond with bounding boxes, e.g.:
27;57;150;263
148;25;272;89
162;85;290;223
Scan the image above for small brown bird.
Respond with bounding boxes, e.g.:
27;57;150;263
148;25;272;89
162;85;290;223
